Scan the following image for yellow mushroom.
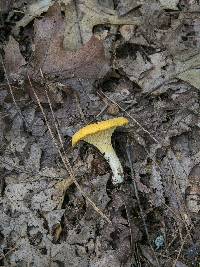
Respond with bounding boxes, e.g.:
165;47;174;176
72;117;129;184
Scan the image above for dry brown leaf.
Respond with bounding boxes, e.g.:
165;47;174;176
63;0;141;51
4;36;26;80
13;0;54;33
159;0;179;10
30;3;110;81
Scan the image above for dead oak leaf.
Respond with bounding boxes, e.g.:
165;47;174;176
30;3;110;81
63;0;141;51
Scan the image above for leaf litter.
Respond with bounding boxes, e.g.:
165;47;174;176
0;0;200;266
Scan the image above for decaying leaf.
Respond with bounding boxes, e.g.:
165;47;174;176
116;50;174;93
13;0;54;33
176;53;200;73
164;14;200;60
45;209;65;241
175;53;200;89
159;0;179;10
116;0;143;16
167;148;190;194
30;3;110;80
150;163;165;207
4;166;72;213
55;178;74;209
4;36;26;80
90;251;121;266
116;51;152;82
63;0;141;51
178;69;200;90
13;0;141;51
119;25;149;45
85;174;110;210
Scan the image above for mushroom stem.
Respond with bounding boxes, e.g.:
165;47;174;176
84;128;124;184
103;148;124;184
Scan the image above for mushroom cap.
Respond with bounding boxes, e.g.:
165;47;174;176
72;117;128;146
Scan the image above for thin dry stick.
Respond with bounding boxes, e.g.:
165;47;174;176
27;74;111;224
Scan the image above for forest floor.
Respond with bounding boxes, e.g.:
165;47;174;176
0;0;199;266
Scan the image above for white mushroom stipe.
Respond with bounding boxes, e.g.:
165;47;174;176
84;128;124;184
